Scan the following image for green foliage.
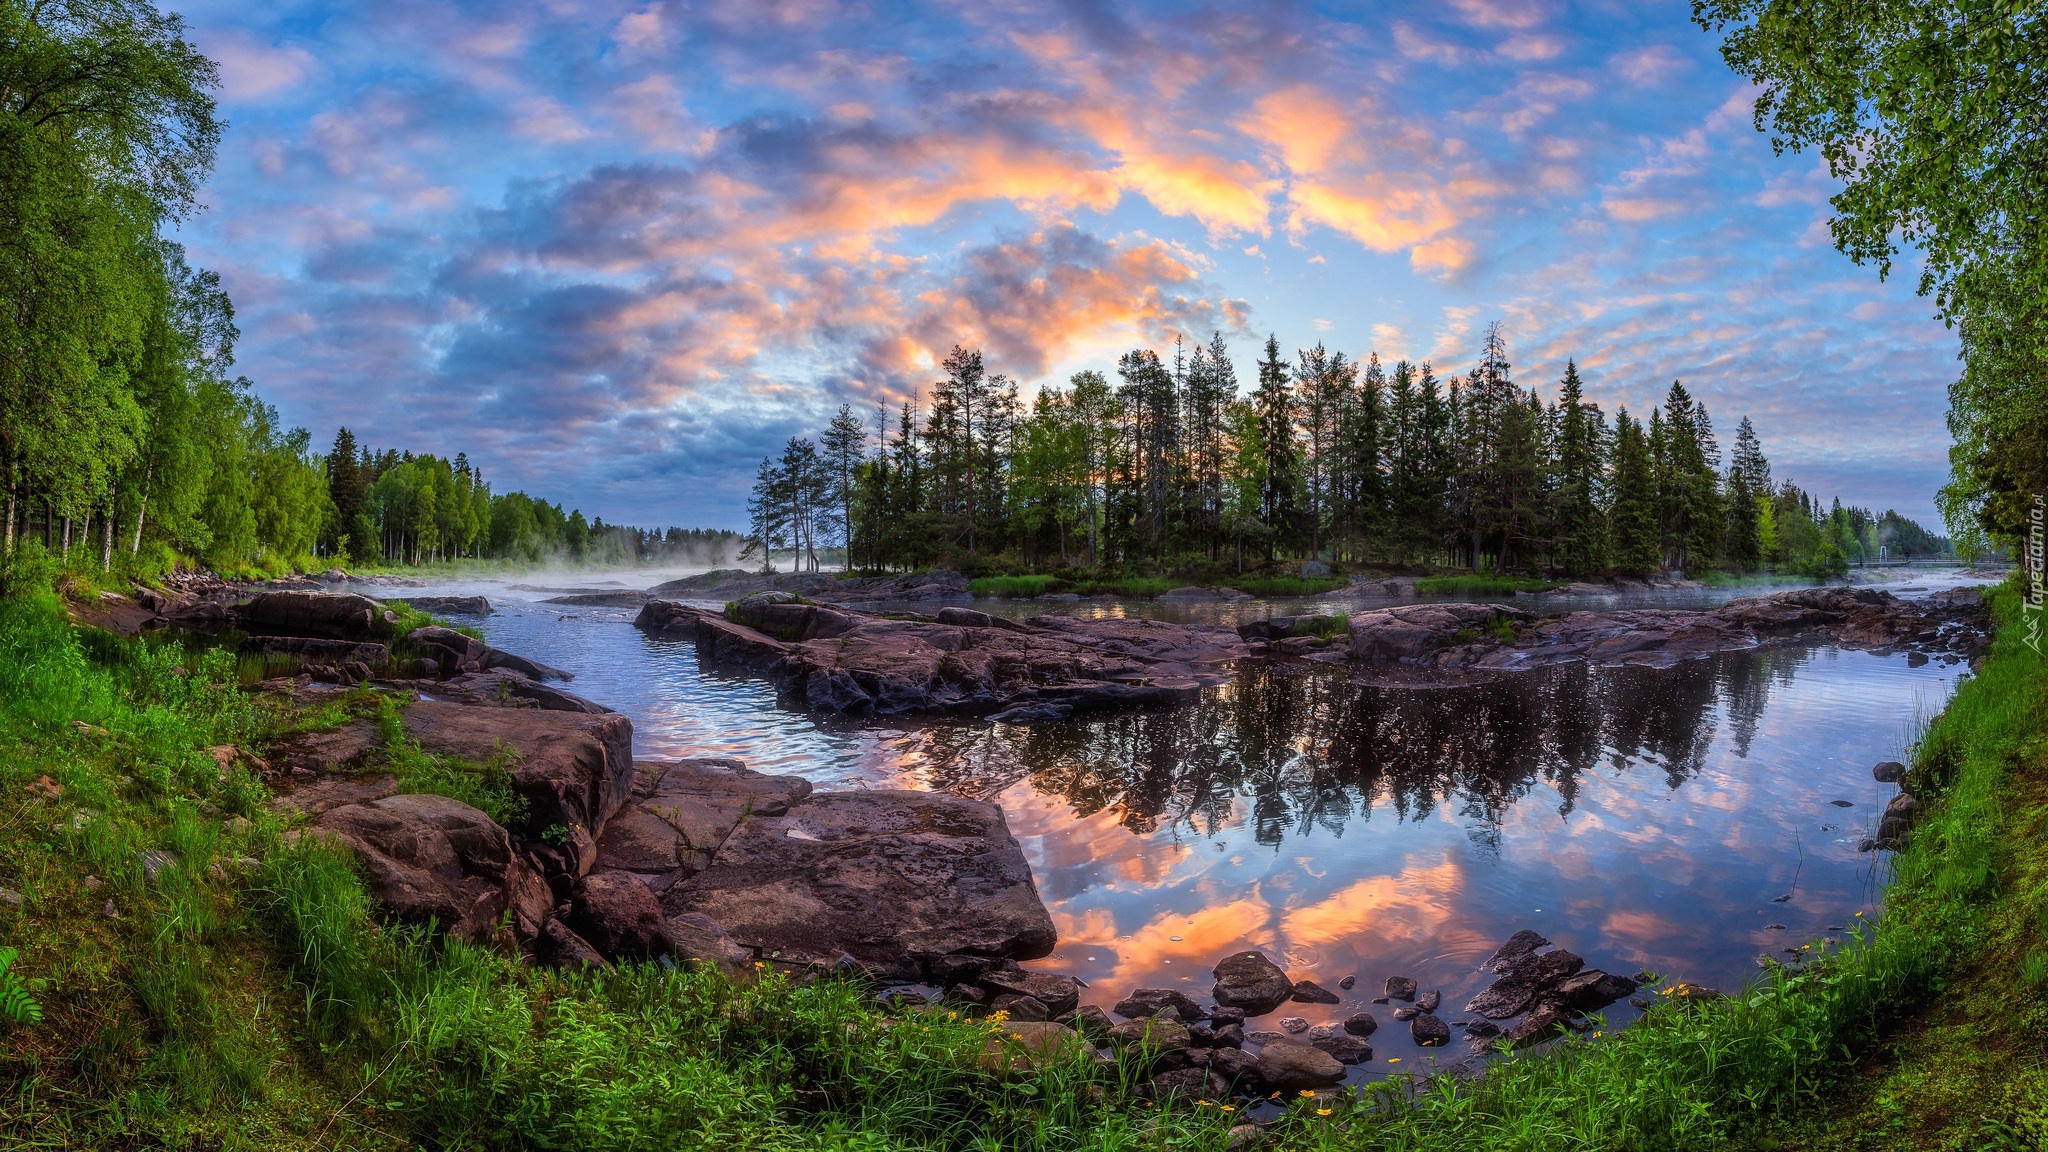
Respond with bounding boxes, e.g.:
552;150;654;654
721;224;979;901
0;947;43;1027
971;574;1064;597
1225;575;1348;597
1696;0;2048;547
1417;574;1563;596
374;696;526;826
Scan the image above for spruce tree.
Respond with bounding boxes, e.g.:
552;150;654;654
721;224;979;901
1553;360;1608;574
1252;336;1299;556
1609;411;1659;574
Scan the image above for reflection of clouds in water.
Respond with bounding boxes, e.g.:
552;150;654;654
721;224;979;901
935;645;1955;1023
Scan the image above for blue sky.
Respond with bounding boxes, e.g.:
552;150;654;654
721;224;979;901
173;0;1959;530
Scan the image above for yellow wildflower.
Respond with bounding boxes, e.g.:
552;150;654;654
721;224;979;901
1317;1108;1332;1116
1299;1090;1315;1098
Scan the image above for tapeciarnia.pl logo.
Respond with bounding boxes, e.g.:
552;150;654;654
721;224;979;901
2025;493;2044;655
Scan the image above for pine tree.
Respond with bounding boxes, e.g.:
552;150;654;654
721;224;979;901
820;404;866;567
1252;336;1299;555
1724;415;1769;571
1609;410;1659;574
1293;342;1354;561
1552;360;1609;574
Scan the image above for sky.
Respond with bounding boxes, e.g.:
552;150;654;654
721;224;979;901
172;0;1961;531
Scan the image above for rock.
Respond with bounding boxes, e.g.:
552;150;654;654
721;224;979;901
1211;1023;1245;1048
408;625;489;676
1337;974;1356;990
1064;1003;1114;1040
1114;987;1206;1021
1502;1000;1571;1045
1383;976;1417;1001
1416;989;1441;1013
540;917;610;967
985;1021;1089;1070
138;849;178;883
1224;1122;1264;1150
664;911;751;971
1279;1016;1309;1034
983;971;1081;1018
1410;1014;1450;1046
1209;1006;1246;1025
239;635;391;670
1210;1046;1261;1086
1306;1024;1337;1040
1290;979;1341;1004
1300;560;1332;578
401;700;635;839
654;599;1247;718
1312;1035;1373;1063
1483;930;1551;971
264;719;382;778
925;953;1000;986
990;993;1050;1022
663;789;1054;979
431;670;613;714
570;872;670;959
946;983;990;1007
1342;1011;1378;1036
316;794;551;942
1146;1067;1227;1102
0;888;21;906
393;595;492;617
1212;950;1295;1016
483;647;574;681
1873;760;1907;783
240;591;397;641
1464;1020;1501;1038
1245;1030;1284;1046
1253;1039;1345;1090
1465;949;1584;1019
1555;970;1639;1012
1108;1017;1192;1066
596;759;813;888
1392;1007;1418;1021
1158;586;1220;601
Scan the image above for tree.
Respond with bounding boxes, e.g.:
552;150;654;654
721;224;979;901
819;404;866;565
1697;0;2048;545
1724;416;1769;571
1293;342;1355;561
1609;411;1659;575
1553;360;1609;574
1252;335;1298;555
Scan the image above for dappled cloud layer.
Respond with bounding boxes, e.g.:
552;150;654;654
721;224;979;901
184;0;1958;523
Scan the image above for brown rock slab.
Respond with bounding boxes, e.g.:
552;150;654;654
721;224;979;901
664;789;1054;979
400;699;634;837
315;793;550;942
570;872;670;959
1253;1039;1345;1090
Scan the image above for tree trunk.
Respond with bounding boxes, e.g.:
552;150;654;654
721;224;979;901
102;506;114;569
132;464;153;554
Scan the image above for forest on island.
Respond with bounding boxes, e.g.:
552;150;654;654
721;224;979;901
747;327;1952;580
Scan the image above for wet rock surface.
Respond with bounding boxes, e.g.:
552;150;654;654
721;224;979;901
637;595;1246;718
1337;586;1989;676
1212;951;1296;1016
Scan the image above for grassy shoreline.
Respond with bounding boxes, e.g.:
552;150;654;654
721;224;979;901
0;580;2039;1149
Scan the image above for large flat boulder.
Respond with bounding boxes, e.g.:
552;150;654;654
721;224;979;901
664;789;1055;978
430;670;611;715
400;700;634;837
594;759;814;890
240;591;398;641
315;793;551;941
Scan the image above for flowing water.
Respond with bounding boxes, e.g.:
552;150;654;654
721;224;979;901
379;572;1979;1079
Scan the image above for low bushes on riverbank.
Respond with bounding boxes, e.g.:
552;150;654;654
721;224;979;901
1415;575;1566;596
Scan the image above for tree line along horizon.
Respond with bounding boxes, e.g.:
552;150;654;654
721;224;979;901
744;327;1951;581
4;1;2030;596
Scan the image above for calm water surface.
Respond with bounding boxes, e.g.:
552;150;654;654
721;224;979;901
388;573;1972;1078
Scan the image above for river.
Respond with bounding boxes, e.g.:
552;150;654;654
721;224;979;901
379;570;1979;1079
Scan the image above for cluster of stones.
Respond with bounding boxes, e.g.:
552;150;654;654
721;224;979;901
1458;930;1640;1047
1860;759;1924;853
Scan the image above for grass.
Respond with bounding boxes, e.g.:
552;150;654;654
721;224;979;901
0;576;2041;1150
969;574;1065;598
1225;576;1349;597
1416;574;1566;596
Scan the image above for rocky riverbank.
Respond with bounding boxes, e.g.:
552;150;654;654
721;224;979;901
637;594;1248;719
637;585;1991;718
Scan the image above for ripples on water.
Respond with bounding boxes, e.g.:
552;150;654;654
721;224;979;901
409;577;1963;1078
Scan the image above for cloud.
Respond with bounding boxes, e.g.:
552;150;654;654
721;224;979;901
198;30;317;101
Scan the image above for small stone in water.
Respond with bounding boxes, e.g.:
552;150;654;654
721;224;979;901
1169;936;1182;941
1772;894;1791;903
1280;1017;1310;1034
1393;1007;1419;1021
1416;989;1441;1013
1372;996;1390;1004
1384;976;1418;1001
1830;800;1855;808
1337;975;1356;990
1307;1024;1338;1040
1764;924;1787;930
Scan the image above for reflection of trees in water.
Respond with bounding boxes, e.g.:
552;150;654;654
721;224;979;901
913;647;1820;845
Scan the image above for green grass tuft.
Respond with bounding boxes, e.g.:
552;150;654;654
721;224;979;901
1416;574;1565;596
